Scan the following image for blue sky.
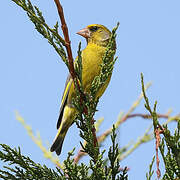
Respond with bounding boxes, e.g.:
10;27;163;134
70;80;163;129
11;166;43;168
1;0;180;179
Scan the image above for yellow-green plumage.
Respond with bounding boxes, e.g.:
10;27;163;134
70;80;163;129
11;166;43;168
50;24;115;155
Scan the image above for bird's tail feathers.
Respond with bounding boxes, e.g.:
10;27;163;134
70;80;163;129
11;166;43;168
51;106;75;155
50;124;68;155
50;134;65;155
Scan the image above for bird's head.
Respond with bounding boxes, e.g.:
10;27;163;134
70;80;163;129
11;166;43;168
77;24;112;47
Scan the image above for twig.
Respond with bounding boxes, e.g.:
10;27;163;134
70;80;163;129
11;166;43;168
141;73;164;179
155;128;161;178
74;149;86;164
53;0;75;79
154;123;165;179
125;113;169;119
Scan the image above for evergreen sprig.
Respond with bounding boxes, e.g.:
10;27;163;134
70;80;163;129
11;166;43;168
108;125;121;180
75;42;83;84
161;122;180;169
146;156;155;180
63;125;127;180
0;125;126;179
159;122;180;179
141;73;180;179
63;149;89;180
11;0;68;65
0;144;62;180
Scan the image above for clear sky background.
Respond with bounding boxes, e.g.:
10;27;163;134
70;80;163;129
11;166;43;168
1;0;180;179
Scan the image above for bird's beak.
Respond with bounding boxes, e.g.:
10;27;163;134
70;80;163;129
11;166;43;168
76;27;90;39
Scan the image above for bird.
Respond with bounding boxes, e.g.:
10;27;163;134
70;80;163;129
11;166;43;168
50;24;116;155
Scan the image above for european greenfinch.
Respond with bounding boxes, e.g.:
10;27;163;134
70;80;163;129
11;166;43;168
50;24;116;155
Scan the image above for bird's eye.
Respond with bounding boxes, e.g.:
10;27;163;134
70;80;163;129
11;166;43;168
89;26;99;32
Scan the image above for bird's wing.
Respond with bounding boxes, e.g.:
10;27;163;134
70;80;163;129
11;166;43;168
57;74;73;129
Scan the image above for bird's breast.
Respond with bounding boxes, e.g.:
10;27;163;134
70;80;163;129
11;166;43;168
81;43;106;91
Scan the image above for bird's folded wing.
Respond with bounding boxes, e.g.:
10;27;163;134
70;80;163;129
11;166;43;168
57;74;73;129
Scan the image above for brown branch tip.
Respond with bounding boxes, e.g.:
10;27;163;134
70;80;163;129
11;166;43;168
155;125;165;179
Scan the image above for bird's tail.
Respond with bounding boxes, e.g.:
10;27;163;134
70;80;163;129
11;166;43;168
50;105;75;155
50;126;68;155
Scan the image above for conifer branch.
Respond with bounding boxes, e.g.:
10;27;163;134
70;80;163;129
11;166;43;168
11;0;68;64
141;73;180;179
0;144;63;179
146;156;155;180
141;73;162;178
